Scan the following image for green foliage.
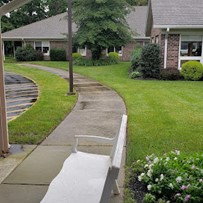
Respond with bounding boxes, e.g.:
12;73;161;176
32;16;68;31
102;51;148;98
126;0;148;6
50;49;67;61
130;151;203;202
131;47;142;71
15;45;43;61
181;61;203;81
47;0;67;17
1;0;67;32
72;53;82;61
73;0;131;60
108;52;119;64
143;194;156;203
74;57;118;66
141;44;161;78
129;71;142;79
160;68;182;80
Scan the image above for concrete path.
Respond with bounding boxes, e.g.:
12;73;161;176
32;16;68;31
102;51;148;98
0;64;126;203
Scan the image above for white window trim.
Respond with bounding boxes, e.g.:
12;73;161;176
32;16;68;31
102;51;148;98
77;46;87;56
179;35;203;69
34;41;50;56
106;46;123;56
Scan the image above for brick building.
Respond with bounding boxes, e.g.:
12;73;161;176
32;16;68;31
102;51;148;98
2;7;150;61
146;0;203;70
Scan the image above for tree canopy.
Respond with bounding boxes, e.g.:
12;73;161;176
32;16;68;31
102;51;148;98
1;0;67;32
73;0;132;60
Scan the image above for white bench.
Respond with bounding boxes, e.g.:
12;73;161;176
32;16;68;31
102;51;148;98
41;114;127;203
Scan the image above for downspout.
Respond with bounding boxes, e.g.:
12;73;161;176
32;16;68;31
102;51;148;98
164;28;170;69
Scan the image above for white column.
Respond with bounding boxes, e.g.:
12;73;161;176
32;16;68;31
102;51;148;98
164;28;170;69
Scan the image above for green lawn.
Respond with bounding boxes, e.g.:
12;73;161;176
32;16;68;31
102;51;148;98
24;61;203;164
4;63;77;144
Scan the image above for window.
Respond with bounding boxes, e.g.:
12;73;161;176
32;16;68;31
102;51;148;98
180;36;202;56
179;35;203;69
78;46;87;56
107;46;123;56
34;41;50;55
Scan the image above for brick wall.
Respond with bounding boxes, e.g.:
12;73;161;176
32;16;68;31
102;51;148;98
166;34;180;69
151;28;180;70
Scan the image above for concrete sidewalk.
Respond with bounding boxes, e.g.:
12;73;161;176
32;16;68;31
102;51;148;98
0;64;126;203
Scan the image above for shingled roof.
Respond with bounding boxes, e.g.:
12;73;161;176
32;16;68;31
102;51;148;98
151;0;203;28
3;6;148;40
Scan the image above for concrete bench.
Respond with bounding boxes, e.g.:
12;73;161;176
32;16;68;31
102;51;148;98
41;114;127;203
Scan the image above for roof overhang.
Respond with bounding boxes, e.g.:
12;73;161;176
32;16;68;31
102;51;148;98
2;37;67;41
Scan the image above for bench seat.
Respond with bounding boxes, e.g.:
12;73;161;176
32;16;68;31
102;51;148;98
41;114;127;203
41;151;111;203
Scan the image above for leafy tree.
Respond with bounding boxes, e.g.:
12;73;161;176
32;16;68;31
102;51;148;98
126;0;148;6
47;0;67;17
73;0;132;60
9;0;48;29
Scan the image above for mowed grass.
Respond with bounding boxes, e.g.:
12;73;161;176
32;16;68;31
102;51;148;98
32;61;203;164
4;63;77;144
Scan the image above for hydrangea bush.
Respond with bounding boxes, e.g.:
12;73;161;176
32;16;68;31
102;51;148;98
129;151;203;202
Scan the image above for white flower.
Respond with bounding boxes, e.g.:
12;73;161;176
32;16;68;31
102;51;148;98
175;150;180;155
174;157;177;160
166;157;170;161
155;178;159;182
160;174;164;181
176;176;182;183
169;183;174;189
138;175;142;181
153;157;159;163
136;160;140;163
147;170;152;177
147;184;152;191
144;164;149;168
138;173;145;181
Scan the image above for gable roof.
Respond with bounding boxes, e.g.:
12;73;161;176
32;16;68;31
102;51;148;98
3;6;148;40
151;0;203;28
126;6;148;38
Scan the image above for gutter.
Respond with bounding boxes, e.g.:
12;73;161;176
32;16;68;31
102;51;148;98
164;28;170;69
154;25;203;29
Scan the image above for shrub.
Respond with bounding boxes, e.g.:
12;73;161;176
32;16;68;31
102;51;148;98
160;68;182;80
129;151;203;202
15;45;43;61
72;53;82;61
141;44;161;78
181;61;203;81
74;53;119;66
129;71;142;79
131;47;142;71
50;49;67;61
34;50;44;61
108;52;119;64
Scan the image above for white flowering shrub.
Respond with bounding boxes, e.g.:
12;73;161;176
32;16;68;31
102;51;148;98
129;151;203;202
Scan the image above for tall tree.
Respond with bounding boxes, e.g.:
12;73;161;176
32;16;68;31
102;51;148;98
9;0;48;29
126;0;148;6
47;0;67;17
73;0;132;60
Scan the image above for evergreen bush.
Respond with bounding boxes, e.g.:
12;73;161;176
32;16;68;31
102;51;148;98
108;52;119;64
131;47;142;71
16;45;43;61
181;61;203;81
50;49;67;61
160;68;182;80
141;44;161;78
